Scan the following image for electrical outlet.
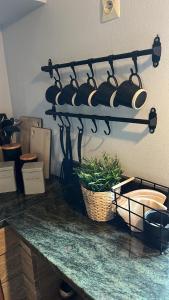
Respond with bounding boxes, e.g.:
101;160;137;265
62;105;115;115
101;0;120;22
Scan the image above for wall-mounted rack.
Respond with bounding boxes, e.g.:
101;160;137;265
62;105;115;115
41;36;161;78
43;36;160;134
45;107;157;134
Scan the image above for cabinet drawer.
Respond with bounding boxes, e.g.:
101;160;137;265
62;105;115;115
23;275;37;300
2;274;25;300
20;246;35;283
0;228;18;256
0;246;21;284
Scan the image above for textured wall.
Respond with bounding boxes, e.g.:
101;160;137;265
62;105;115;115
0;31;12;116
2;0;169;185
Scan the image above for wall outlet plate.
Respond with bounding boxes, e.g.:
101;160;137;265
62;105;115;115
101;0;120;22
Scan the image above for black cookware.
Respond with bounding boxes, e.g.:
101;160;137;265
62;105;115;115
60;121;73;184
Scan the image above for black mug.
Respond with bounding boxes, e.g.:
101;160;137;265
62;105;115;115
74;77;97;106
92;74;118;107
45;79;62;105
58;78;78;105
144;210;169;251
114;73;147;110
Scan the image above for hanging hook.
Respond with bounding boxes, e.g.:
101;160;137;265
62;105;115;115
50;105;56;121
54;66;61;82
91;119;97;133
53;76;60;87
65;116;71;128
104;119;111;135
70;63;77;81
106;58;118;87
53;66;62;90
77;118;84;131
87;60;94;79
130;54;138;74
86;60;97;89
69;63;79;88
107;58;115;78
57;114;65;127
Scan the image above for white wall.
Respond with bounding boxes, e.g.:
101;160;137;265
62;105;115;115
2;0;169;185
0;31;12;116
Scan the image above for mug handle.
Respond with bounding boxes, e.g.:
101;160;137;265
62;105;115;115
107;72;118;88
54;77;62;89
70;76;79;88
129;72;143;88
87;76;97;89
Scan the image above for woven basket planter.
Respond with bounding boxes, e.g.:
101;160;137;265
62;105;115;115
81;185;119;222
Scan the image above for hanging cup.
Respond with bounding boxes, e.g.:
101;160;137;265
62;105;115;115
58;77;78;106
74;77;97;106
114;73;147;110
45;78;62;105
92;72;118;107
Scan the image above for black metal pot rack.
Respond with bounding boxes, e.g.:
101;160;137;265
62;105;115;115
45;107;157;134
43;36;160;134
41;36;161;78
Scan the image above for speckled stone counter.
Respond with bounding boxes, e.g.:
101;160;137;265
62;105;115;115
0;180;55;226
1;181;168;300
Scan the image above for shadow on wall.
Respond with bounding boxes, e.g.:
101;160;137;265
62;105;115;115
28;95;149;175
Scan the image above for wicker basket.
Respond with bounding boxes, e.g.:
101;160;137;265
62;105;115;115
81;185;119;222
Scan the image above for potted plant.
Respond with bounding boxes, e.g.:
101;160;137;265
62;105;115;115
0;114;19;146
75;153;123;222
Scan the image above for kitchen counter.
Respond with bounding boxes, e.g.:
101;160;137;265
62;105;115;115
1;180;169;300
0;180;54;225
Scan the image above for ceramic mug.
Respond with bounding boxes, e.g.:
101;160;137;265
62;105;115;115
92;74;118;107
58;78;78;105
73;77;97;106
144;210;169;251
45;79;62;105
114;73;147;110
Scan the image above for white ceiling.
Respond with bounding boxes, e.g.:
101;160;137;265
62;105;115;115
0;0;46;28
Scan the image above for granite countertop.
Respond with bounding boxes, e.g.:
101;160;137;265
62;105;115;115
0;180;55;226
1;181;169;300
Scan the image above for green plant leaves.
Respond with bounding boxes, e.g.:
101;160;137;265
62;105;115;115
74;153;123;192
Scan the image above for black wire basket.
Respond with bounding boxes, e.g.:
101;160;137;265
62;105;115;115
113;177;169;254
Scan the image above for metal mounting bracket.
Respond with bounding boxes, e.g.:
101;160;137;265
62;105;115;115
152;36;161;68
149;108;157;134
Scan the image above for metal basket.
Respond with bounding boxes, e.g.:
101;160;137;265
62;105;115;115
113;177;169;254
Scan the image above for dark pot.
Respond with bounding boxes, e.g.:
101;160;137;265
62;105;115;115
144;209;169;251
